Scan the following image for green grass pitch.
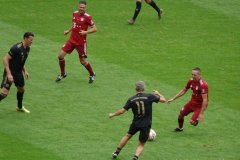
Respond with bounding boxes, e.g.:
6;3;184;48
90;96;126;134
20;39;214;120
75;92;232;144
0;0;239;159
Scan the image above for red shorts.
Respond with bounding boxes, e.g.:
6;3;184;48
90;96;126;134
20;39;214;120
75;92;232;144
179;101;202;122
62;40;87;58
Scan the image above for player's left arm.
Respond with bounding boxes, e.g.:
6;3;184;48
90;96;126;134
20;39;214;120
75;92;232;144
23;65;30;80
88;24;97;34
201;94;208;112
198;94;208;121
79;24;97;35
109;108;126;118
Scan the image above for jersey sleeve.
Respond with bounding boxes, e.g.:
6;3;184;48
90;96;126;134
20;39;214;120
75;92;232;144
86;16;95;27
123;99;131;111
8;45;19;58
149;94;160;103
201;83;208;95
185;80;191;89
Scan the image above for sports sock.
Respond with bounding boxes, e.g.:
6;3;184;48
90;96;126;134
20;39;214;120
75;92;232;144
149;1;160;13
178;116;184;129
132;1;142;21
115;147;122;155
59;58;65;76
17;92;24;109
84;63;94;76
0;93;6;101
133;155;139;160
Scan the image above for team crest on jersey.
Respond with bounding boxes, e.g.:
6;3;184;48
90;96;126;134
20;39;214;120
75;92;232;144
80;18;84;21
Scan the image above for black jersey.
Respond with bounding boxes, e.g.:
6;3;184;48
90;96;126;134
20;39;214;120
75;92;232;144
8;42;30;74
124;93;160;127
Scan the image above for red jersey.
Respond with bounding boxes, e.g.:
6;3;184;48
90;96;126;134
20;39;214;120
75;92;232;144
69;11;95;45
185;78;208;104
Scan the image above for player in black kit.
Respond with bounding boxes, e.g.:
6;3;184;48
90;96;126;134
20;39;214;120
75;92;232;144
109;81;166;160
128;0;163;25
0;32;34;113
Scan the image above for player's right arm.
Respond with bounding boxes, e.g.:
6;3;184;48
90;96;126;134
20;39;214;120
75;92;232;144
109;108;126;118
3;53;13;82
167;88;188;103
64;27;72;35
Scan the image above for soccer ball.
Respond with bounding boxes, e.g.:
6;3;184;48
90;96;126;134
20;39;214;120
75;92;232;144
148;129;157;141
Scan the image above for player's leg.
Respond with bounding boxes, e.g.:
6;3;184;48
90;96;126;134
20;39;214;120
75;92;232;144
128;0;142;25
56;41;73;82
112;133;133;159
133;142;145;160
80;57;96;84
56;49;67;82
174;102;193;132
145;0;163;20
16;87;25;110
58;50;67;75
190;106;202;126
132;126;150;159
76;44;95;84
112;124;137;159
15;74;29;113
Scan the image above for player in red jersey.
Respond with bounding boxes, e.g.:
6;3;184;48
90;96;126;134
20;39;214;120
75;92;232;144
56;0;97;84
167;67;208;132
128;0;163;25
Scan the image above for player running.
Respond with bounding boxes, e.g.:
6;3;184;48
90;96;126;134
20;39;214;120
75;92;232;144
128;0;163;25
168;67;209;132
109;81;166;160
56;0;97;83
0;32;34;113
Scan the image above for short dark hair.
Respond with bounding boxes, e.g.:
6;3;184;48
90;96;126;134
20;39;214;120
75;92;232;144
192;67;201;74
23;32;34;39
135;81;145;92
79;0;87;5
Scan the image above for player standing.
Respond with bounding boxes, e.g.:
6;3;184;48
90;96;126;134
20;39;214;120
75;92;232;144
0;32;34;113
56;0;97;83
168;67;209;131
128;0;163;25
109;81;166;160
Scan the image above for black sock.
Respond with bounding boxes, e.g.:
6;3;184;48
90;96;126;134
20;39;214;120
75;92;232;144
17;92;24;109
115;147;122;154
132;1;142;21
133;155;138;160
0;93;6;101
149;1;160;13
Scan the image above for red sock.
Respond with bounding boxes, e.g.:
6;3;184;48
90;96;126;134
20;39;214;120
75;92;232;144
85;63;94;76
59;58;65;75
178;116;184;128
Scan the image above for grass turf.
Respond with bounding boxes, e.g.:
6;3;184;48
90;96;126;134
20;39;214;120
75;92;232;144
0;0;239;159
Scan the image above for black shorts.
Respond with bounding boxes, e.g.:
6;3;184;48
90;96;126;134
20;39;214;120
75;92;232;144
128;123;151;143
1;70;24;90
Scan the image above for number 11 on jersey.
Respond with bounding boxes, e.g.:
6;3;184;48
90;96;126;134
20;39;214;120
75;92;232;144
136;101;145;117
